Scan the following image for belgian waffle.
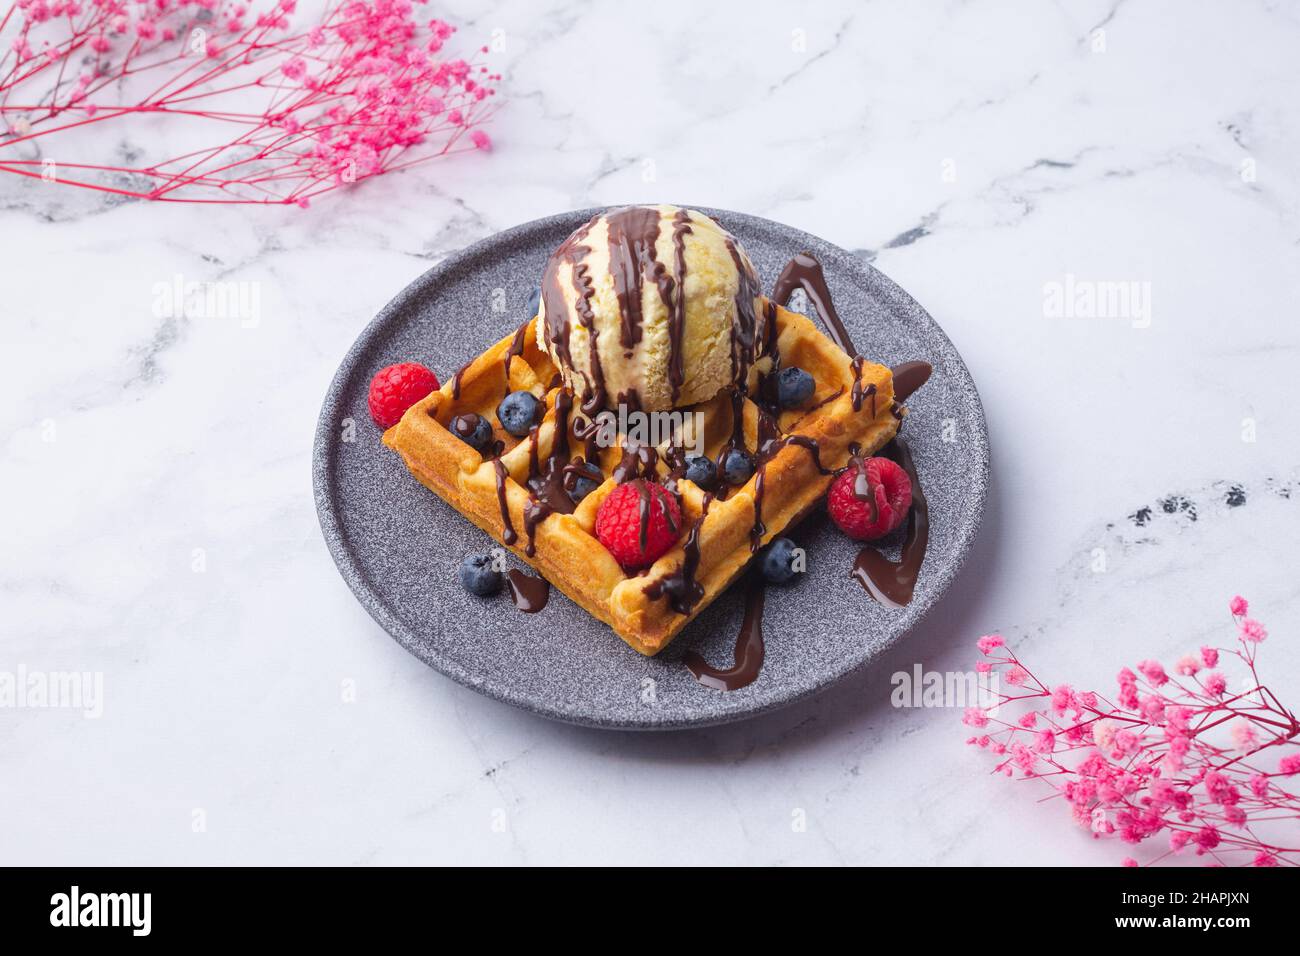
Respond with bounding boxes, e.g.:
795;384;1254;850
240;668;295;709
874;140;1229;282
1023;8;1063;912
383;300;902;655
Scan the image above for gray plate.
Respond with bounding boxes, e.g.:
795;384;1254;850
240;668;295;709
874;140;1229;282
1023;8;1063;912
313;207;989;730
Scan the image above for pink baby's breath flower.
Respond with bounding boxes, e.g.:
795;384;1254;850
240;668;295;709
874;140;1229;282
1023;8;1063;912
1093;718;1117;750
1229;595;1248;617
1140;694;1166;724
1194;825;1221;853
1166;705;1191;733
3;0;498;207
1011;743;1037;775
1113;730;1139;755
961;707;988;729
1239;618;1267;643
976;634;1004;655
1137;660;1168;687
1230;720;1259;753
1204;771;1234;804
965;597;1298;867
1121;857;1138;867
1117;668;1139;709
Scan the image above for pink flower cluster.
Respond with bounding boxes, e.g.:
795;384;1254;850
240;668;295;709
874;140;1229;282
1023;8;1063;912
965;596;1300;867
0;0;498;203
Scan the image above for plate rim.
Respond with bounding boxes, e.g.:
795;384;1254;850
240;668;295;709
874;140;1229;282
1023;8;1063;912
312;205;991;731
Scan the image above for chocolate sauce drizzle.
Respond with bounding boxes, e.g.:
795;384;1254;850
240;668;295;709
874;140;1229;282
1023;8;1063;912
644;492;712;614
605;205;664;352
520;389;578;557
724;237;765;387
612;442;660;484
682;572;766;691
748;406;830;552
772;252;858;356
450;412;484;442
541;214;606;415
450;357;475;401
630;479;679;552
850;356;877;415
667;209;693;405
492;457;517;546
503;321;530;393
507;569;550;613
891;361;932;404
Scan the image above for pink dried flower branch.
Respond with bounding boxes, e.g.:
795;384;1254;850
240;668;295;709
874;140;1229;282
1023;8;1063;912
965;596;1300;867
0;0;499;203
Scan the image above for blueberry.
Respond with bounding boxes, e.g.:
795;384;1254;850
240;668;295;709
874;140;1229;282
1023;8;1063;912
721;448;755;485
497;390;540;437
460;553;501;596
450;413;493;452
525;286;541;319
568;464;603;502
684;455;718;490
761;537;802;585
776;366;815;408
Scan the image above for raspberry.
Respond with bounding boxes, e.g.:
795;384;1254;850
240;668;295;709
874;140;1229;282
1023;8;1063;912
368;362;439;429
827;456;912;540
595;479;682;570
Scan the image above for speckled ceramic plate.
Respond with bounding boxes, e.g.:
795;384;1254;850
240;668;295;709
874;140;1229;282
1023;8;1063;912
313;207;989;730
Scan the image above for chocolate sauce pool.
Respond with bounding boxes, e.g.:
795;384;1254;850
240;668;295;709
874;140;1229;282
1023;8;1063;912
507;569;550;613
682;573;765;691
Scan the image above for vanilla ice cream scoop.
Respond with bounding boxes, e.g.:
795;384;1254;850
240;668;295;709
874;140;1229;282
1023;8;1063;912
536;204;769;413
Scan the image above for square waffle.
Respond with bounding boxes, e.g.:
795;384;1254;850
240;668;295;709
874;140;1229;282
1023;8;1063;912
383;301;901;655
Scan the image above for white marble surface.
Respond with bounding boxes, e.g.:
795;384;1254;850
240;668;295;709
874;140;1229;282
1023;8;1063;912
3;0;1299;865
